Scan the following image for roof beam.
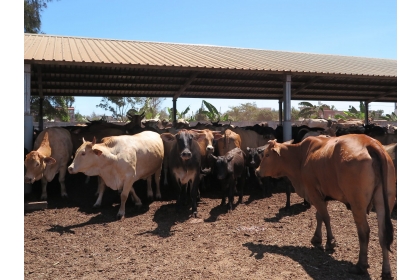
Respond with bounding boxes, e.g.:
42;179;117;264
174;72;198;99
292;76;319;96
365;90;397;103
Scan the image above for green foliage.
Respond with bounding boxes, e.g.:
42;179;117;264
24;0;53;33
380;112;397;121
97;97;164;122
74;111;87;122
224;102;278;121
167;105;191;121
30;96;74;122
297;101;330;119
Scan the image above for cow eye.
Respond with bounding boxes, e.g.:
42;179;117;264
36;162;40;167
81;152;86;156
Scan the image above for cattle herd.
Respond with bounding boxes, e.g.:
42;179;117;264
24;115;397;279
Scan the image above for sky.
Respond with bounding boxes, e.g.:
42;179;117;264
38;0;398;117
5;1;419;278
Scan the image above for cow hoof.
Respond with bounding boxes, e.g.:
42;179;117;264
155;194;162;201
93;203;101;208
193;212;198;218
135;202;143;208
310;236;323;250
381;272;393;280
325;238;337;251
61;192;68;198
40;194;47;200
116;212;125;220
349;263;369;275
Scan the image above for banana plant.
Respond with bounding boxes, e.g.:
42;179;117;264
380;112;397;121
167;106;191;121
200;100;230;122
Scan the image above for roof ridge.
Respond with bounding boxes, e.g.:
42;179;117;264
23;33;396;61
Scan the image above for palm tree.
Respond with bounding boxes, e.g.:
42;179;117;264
298;101;330;119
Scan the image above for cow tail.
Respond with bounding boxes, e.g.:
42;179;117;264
367;144;394;252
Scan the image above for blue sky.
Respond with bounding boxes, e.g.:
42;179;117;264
38;0;398;116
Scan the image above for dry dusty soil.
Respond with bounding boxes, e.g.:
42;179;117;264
24;173;397;280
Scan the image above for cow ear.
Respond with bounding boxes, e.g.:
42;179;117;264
213;133;223;141
160;133;175;142
284;139;294;144
246;147;250;152
227;154;234;161
194;133;207;142
43;157;56;165
93;149;102;156
272;145;281;156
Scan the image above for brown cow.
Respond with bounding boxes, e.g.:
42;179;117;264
68;131;164;219
216;129;242;156
25;127;73;200
223;127;274;155
256;135;396;278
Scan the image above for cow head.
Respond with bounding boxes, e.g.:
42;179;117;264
68;137;103;176
210;153;234;180
190;129;223;155
256;139;293;178
24;151;57;184
161;129;206;161
246;145;267;168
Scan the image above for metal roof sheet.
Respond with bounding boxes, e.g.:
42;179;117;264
24;33;396;77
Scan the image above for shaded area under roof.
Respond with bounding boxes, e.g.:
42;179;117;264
24;33;397;103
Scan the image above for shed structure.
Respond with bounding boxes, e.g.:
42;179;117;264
24;33;397;146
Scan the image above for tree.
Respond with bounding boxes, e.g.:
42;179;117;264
74;111;87;122
26;0;76;123
380;112;397;121
24;0;53;33
30;96;75;122
297;101;330;119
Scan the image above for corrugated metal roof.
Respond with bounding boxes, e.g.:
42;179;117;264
24;33;396;77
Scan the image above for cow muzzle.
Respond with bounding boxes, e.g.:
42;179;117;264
68;165;76;174
180;150;192;160
24;176;35;184
206;146;214;153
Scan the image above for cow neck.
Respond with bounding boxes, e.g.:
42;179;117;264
37;132;52;157
278;143;302;181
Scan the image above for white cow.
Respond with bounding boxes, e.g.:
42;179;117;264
25;127;73;200
68;131;164;219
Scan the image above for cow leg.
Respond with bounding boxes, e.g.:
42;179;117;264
227;179;235;212
311;201;336;251
58;165;68;198
129;187;142;207
285;181;291;210
146;175;154;201
220;180;227;206
163;160;169;186
93;177;106;207
117;182;134;219
190;177;200;217
237;176;245;204
40;177;48;200
154;169;162;200
349;208;370;275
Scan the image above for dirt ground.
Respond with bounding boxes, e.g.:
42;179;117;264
24;173;397;280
